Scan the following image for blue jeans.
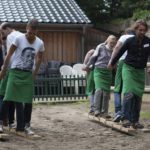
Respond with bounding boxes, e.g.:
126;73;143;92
114;92;122;116
123;93;141;123
89;95;94;112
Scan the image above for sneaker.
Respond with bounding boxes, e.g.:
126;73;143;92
9;123;16;129
102;113;112;119
0;124;3;133
113;115;121;122
134;122;144;129
25;126;34;135
94;111;100;117
122;121;131;128
88;110;94;115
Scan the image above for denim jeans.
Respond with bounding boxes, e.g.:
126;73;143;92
114;92;122;116
123;93;141;123
94;89;103;113
89;95;94;112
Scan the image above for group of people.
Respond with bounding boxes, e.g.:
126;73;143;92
0;19;45;135
84;19;150;129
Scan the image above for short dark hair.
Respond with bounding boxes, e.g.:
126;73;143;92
0;22;13;30
27;18;39;30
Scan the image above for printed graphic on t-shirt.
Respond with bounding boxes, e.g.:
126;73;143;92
16;47;35;70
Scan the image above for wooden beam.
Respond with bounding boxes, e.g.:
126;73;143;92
88;115;136;135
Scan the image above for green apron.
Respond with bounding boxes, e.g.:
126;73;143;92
86;70;95;96
4;69;34;103
114;60;124;93
94;68;112;92
122;63;145;98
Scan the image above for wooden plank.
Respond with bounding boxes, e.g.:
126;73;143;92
88;114;136;135
4;127;41;140
0;133;9;140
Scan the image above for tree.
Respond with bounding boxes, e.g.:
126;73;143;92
76;0;150;26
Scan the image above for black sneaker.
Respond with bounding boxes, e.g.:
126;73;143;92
102;113;112;119
113;115;121;122
94;111;100;117
122;121;131;128
135;122;144;129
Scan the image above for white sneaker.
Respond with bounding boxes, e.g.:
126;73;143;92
25;126;34;135
0;124;3;133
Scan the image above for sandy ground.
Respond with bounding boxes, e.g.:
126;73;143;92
0;95;150;150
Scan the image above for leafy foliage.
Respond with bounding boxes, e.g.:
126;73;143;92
76;0;150;25
132;9;150;20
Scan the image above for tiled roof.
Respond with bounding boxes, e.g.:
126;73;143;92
0;0;91;24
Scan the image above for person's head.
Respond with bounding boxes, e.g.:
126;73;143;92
105;35;117;51
124;28;135;35
0;22;13;38
26;18;39;42
132;19;148;39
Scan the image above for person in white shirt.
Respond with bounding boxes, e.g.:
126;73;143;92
0;23;23;129
0;19;45;135
108;28;135;122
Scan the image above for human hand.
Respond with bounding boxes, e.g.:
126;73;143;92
147;67;150;75
107;62;113;70
82;66;90;72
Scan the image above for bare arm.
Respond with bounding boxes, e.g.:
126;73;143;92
107;41;123;69
83;49;94;65
0;44;16;79
32;51;44;79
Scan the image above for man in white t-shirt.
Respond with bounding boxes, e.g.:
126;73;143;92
0;19;45;135
0;23;23;129
108;28;135;122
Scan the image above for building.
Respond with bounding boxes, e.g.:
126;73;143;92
0;0;93;64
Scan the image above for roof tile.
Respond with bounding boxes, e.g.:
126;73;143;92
0;0;91;24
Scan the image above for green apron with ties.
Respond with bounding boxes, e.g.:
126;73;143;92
4;69;34;103
122;63;145;98
94;68;112;92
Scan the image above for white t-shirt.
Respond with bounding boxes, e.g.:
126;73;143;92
119;34;134;60
6;31;23;68
11;34;45;71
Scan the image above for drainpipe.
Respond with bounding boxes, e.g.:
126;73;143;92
81;25;86;62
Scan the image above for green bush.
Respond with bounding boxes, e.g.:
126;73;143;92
132;9;150;20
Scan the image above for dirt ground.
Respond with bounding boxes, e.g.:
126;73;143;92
0;94;150;150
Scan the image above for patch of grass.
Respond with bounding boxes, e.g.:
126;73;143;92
140;111;150;119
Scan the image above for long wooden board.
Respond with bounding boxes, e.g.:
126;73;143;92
4;127;41;140
88;114;136;135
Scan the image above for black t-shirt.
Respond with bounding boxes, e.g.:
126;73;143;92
111;36;150;69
